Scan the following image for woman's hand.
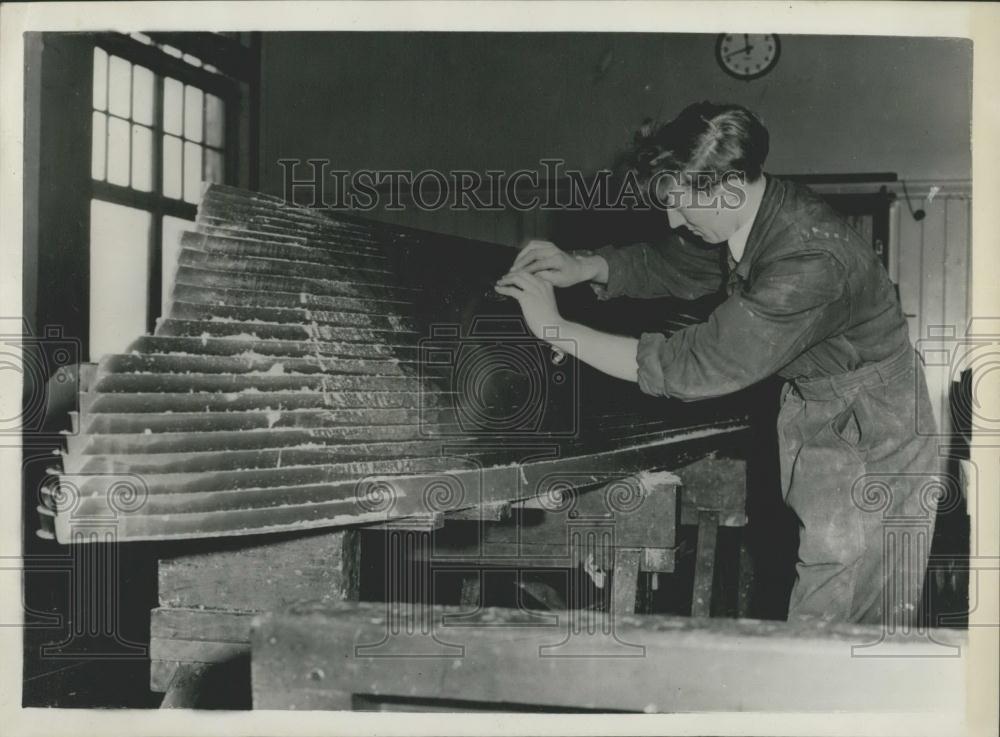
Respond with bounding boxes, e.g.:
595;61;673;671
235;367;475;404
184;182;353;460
494;270;564;340
508;240;607;288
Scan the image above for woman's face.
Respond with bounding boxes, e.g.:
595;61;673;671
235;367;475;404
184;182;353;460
654;174;748;244
664;187;744;244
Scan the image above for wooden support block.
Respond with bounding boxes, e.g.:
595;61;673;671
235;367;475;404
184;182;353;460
691;511;719;618
152;528;359;696
641;547;675;573
250;601;966;713
157;528;358;612
678;456;747;528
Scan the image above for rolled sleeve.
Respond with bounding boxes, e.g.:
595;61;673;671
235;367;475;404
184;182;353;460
635;251;849;400
636;332;670;397
587;237;726;302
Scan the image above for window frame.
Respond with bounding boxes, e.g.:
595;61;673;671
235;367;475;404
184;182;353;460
89;32;244;333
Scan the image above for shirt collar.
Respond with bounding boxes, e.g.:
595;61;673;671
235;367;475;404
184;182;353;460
727;176;766;263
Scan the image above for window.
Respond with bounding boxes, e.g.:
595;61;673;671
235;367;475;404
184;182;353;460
88;34;243;359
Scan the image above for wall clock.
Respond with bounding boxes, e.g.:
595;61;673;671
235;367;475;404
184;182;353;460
715;34;780;80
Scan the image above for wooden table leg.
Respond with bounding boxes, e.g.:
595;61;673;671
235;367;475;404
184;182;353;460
611;548;642;616
160;662;210;709
737;533;755;619
691;511;719;617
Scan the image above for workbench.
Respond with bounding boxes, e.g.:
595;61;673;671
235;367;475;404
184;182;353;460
150;454;748;708
249;599;967;713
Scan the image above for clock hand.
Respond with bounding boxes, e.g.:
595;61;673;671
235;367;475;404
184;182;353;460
724;45;754;60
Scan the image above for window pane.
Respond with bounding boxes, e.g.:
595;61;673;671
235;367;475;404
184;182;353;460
204;148;225;185
163;77;183;135
161;216;196;313
163;135;183;199
132;64;154;126
89;199;152;361
184;85;203;142
205;94;225;148
182;53;202;68
108;55;132;118
107;116;131;186
92;47;108;111
91;112;107;180
131;125;153;192
183;141;203;203
130;32;153;45
161;44;182;59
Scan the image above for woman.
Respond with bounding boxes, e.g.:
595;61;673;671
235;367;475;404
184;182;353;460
495;102;939;625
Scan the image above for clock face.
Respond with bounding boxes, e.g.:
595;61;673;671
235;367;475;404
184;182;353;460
716;34;780;80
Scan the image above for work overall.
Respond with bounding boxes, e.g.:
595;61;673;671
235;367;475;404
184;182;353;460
777;344;939;624
595;176;941;625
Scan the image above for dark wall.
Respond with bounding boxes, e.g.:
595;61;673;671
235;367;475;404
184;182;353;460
259;33;972;189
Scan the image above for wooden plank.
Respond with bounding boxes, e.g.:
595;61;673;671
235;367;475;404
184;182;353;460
943;196;971;335
611;549;641;615
943;198;972;436
149;607;256;693
446;501;511;522
920;198;949;430
895;199;924;346
921;197;948;336
151;639;248;664
250;601;966;713
368;514;445;532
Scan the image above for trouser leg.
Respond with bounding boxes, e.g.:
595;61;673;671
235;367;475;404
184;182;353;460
778;383;939;626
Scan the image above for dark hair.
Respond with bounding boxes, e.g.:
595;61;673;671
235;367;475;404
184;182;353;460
617;102;769;191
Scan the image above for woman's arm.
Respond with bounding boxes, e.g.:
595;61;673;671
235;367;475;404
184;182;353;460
509;239;608;287
494;271;639;383
509;237;725;301
551;320;639;383
497;249;850;400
